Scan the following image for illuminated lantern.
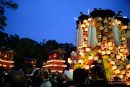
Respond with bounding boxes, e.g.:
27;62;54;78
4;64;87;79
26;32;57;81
86;48;90;52
126;64;130;69
94;56;98;60
97;59;102;63
101;51;106;55
121;70;126;75
116;55;121;60
109;46;113;50
88;56;93;60
83;19;88;24
78;59;83;64
110;61;115;65
68;58;72;64
115;69;120;74
119;75;123;79
108;42;112;46
85;65;89;69
98;49;101;53
106;50;111;55
110;54;115;58
112;65;117;70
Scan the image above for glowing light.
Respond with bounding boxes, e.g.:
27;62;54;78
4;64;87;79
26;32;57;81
68;58;72;64
112;65;117;70
94;56;98;60
78;59;83;64
85;65;89;69
116;55;121;60
110;61;115;65
101;51;106;55
106;50;111;54
115;69;120;74
88;56;93;60
86;48;90;52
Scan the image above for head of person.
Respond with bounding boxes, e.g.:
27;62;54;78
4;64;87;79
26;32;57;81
73;68;88;85
8;71;26;87
40;70;49;80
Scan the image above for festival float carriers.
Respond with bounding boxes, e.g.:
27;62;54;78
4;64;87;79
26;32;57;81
70;9;130;85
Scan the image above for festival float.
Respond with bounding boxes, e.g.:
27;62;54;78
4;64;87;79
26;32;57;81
70;9;130;84
43;48;67;73
0;50;14;69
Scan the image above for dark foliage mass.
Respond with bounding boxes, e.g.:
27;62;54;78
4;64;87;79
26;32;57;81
0;31;76;68
0;0;17;30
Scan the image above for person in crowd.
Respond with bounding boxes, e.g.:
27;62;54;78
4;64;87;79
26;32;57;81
40;70;52;87
32;70;43;87
73;68;88;87
89;66;107;87
6;71;26;87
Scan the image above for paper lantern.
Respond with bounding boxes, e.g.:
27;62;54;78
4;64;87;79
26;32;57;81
83;19;88;24
116;55;121;60
78;59;83;64
109;46;113;50
115;69;120;74
97;59;102;63
85;65;89;69
110;54;115;58
110;61;115;65
99;26;104;30
103;36;107;41
68;58;72;64
106;50;111;54
121;70;126;75
98;35;102;38
94;56;98;60
119;75;123;79
88;56;93;60
101;51;106;55
108;42;112;46
79;52;84;56
126;64;130;69
112;65;117;70
126;71;130;77
97;42;101;46
86;48;90;52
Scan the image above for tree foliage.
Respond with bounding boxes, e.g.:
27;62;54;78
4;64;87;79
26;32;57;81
0;0;17;30
0;32;76;68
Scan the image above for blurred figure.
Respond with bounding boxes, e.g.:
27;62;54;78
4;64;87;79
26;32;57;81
40;70;52;87
73;68;88;87
89;66;107;87
32;70;43;87
7;71;26;87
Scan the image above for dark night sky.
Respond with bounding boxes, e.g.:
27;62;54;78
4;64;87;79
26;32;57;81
5;0;130;45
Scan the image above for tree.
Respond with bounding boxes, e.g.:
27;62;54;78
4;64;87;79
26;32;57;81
0;0;17;30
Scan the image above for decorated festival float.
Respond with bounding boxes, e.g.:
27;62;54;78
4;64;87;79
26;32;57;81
69;8;130;85
43;48;67;73
0;50;14;69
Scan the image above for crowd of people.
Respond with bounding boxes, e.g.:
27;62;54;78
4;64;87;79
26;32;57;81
0;65;128;87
